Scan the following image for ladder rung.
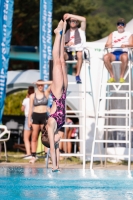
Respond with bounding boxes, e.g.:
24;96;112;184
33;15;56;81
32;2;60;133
96;128;130;132
96;125;130;129
98;110;130;114
67;91;89;93
94;140;130;143
66;96;84;99
88;115;95;118
100;97;129;99
66;110;82;113
66;115;84;118
107;90;131;93
92;155;129;158
99;116;129;118
68;82;77;85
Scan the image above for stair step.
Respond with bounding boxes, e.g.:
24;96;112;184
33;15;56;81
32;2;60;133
98;110;130;114
100;97;129;99
96;125;130;129
66;110;82;113
94;140;129;143
92;154;129;158
66;96;84;99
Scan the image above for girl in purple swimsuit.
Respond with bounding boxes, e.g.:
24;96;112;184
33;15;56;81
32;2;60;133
42;20;68;172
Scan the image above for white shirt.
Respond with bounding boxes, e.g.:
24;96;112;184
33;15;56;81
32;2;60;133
22;98;30;117
69;30;75;44
66;28;86;52
112;31;132;52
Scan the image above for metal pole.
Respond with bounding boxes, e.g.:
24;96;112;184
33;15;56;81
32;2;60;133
90;59;104;170
83;59;86;169
128;51;131;171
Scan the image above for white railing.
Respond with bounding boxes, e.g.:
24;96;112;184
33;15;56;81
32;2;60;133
90;47;133;171
46;48;95;169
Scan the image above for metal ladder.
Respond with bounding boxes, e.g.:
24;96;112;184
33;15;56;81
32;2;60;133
90;48;133;171
46;48;95;169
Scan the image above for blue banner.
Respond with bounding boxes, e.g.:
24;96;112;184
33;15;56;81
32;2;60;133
0;0;14;123
40;0;53;107
39;0;53;85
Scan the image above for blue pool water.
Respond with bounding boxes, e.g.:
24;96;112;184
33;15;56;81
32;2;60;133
0;167;133;200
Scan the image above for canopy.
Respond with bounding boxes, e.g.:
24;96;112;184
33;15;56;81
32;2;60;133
6;69;80;111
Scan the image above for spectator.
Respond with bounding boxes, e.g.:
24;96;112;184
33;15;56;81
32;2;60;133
64;13;86;84
103;18;133;83
28;80;52;163
21;86;34;159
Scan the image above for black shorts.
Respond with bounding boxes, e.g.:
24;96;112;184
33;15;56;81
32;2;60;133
66;51;77;60
58;126;65;133
32;112;48;125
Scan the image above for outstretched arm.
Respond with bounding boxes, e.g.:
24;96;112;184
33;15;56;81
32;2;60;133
34;80;52;85
45;85;51;98
63;13;86;31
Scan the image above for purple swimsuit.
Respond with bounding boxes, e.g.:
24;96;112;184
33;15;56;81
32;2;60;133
49;89;66;130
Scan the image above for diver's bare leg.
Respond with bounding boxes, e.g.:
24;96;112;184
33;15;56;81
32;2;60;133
47;118;57;170
51;20;64;99
60;20;68;90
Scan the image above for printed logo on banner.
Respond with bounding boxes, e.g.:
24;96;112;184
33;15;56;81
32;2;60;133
40;0;52;85
40;0;53;106
0;0;14;123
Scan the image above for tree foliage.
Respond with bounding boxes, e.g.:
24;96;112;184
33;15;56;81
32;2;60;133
11;0;133;46
4;91;27;115
11;0;39;46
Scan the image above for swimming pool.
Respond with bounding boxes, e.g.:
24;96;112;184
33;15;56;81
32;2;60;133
0;167;133;200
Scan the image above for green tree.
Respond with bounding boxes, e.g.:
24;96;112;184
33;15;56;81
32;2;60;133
4;91;27;115
11;0;133;44
11;0;39;46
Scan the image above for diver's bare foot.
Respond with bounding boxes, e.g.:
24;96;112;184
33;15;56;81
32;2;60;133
29;156;38;164
54;20;63;34
52;167;60;172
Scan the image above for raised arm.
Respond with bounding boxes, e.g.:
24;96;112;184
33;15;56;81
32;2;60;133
35;80;52;85
105;33;113;48
63;13;86;31
45;85;51;98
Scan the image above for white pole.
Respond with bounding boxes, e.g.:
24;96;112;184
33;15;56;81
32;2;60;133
128;50;132;171
83;59;86;169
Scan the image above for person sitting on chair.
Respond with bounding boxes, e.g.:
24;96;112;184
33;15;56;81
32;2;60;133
63;13;86;84
103;18;133;83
